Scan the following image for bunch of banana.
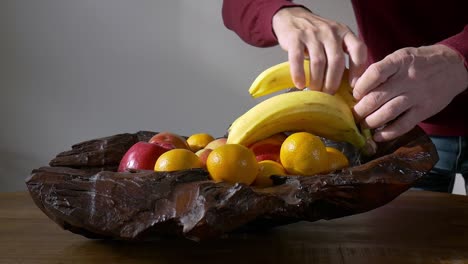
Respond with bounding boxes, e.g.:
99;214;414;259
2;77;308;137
227;60;375;154
248;60;355;107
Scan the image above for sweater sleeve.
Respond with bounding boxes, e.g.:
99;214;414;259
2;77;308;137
439;25;468;99
439;25;468;69
222;0;305;47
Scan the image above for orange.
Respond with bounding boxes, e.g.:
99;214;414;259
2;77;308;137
280;132;328;176
154;149;202;172
187;133;215;152
326;147;349;172
206;144;259;185
253;160;286;187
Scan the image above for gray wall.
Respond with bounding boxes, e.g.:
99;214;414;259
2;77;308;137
0;0;357;192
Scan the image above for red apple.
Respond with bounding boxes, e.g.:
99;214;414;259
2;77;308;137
153;141;176;150
149;131;190;150
118;142;174;172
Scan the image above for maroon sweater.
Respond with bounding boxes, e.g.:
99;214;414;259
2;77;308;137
222;0;468;136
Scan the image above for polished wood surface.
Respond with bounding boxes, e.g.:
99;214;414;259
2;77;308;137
1;190;468;264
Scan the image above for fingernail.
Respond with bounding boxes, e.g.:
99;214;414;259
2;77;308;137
353;90;361;100
350;77;358;88
296;81;305;89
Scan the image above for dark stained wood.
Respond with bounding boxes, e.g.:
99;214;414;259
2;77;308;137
2;191;468;264
25;127;438;241
49;131;157;168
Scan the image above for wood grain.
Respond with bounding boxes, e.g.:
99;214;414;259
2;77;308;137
1;191;468;264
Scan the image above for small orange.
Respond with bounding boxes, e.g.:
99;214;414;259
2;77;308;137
154;149;202;172
187;133;215;152
280;132;328;176
253;160;286;187
206;144;259;185
326;147;349;172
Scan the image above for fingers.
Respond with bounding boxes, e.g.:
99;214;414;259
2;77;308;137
304;32;348;93
305;29;364;94
372;107;419;142
353;58;399;100
273;9;367;93
352;49;415;142
360;94;412;129
322;37;345;94
343;31;367;87
353;81;403;122
306;41;325;91
288;40;307;89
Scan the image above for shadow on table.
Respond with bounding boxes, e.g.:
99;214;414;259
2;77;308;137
62;223;343;264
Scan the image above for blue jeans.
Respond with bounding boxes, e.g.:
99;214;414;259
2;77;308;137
413;136;468;193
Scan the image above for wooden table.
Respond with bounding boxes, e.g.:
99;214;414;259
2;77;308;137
1;191;468;264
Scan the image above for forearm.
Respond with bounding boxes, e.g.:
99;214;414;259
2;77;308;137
222;0;304;47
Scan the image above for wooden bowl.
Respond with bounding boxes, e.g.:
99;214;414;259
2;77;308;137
26;127;438;241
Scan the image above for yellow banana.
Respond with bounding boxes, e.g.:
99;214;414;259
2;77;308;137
249;59;353;106
249;60;310;98
227;60;376;155
226;90;366;148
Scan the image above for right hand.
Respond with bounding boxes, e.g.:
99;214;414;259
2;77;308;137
272;7;367;94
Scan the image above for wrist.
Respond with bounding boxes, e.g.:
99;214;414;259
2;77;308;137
436;44;468;71
435;44;468;94
434;44;468;78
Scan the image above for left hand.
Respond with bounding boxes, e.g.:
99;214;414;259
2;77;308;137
353;44;468;142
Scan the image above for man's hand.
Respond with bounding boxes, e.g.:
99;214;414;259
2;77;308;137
353;44;468;142
272;7;367;93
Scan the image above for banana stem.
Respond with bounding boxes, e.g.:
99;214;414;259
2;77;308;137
360;125;377;157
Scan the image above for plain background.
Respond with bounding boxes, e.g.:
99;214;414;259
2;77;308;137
0;0;465;194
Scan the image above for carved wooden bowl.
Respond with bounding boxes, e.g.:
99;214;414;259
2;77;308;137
26;127;438;241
